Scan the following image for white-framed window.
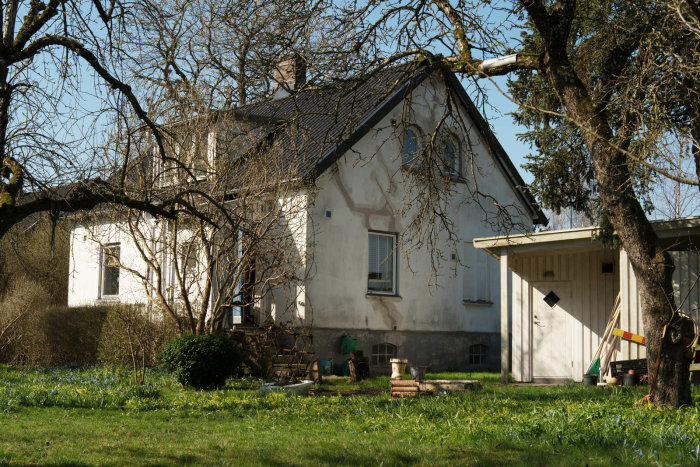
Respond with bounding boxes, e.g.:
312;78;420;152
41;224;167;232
463;242;493;303
469;343;489;365
402;126;421;168
371;343;397;366
368;232;397;294
100;243;120;297
439;133;460;175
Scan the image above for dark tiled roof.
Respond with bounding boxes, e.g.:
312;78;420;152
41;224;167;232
221;62;544;224
227;63;431;179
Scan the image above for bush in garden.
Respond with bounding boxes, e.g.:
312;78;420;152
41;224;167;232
0;276;109;365
158;333;242;389
98;305;179;367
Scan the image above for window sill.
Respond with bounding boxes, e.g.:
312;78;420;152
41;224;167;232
366;294;402;302
97;296;120;303
463;299;493;307
401;166;465;182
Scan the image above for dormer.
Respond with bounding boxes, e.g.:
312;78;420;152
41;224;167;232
158;128;215;187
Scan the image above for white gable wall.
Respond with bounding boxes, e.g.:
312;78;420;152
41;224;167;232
307;75;533;337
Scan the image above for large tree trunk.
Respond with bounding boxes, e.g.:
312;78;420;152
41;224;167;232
524;0;692;406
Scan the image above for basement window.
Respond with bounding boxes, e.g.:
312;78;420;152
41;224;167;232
371;343;397;366
469;344;489;365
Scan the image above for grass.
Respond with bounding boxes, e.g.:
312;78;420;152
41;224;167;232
0;366;699;465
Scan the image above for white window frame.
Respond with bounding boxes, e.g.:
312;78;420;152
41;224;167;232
367;231;398;295
100;243;120;298
371;342;397;366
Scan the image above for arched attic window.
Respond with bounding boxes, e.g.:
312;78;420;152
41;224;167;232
402;126;421;168
440;133;460;175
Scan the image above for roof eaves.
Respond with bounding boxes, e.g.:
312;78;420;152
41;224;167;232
444;71;547;226
474;215;700;256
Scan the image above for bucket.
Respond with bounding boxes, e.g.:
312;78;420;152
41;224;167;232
582;374;598;386
623;373;638;386
410;366;426;382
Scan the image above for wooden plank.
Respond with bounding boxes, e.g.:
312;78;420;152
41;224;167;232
390;379;419;388
612;328;646;345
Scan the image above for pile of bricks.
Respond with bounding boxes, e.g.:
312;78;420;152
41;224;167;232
390;379;420;398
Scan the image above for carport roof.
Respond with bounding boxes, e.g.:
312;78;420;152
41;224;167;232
474;216;700;258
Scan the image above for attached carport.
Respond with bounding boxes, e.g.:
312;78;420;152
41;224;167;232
474;217;700;383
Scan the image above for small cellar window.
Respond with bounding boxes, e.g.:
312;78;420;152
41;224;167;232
469;344;489;365
371;343;397;366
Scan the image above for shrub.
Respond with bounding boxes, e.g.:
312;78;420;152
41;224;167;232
98;305;179;367
0;277;109;365
158;333;242;389
0;276;53;364
98;305;180;384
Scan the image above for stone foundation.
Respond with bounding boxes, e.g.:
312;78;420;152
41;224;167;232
310;328;501;374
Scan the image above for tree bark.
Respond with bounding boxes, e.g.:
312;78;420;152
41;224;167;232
522;0;691;405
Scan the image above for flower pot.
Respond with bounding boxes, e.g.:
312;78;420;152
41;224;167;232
390;358;408;380
623;373;638;386
582;374;597;386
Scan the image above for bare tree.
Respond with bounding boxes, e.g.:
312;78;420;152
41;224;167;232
0;1;209;238
653;143;700;219
80;110;314;336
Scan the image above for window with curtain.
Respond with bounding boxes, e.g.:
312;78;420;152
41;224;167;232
368;232;396;294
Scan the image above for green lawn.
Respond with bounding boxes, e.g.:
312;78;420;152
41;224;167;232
1;366;699;465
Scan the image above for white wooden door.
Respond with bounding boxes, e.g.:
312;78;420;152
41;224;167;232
532;283;572;379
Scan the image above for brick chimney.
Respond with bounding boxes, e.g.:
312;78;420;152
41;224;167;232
273;53;306;94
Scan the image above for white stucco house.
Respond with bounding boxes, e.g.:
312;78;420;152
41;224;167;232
474;217;700;382
68;60;546;372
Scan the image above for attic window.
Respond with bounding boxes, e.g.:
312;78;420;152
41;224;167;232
543;291;560;307
602;262;614;274
402;126;421;168
440;134;460;175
